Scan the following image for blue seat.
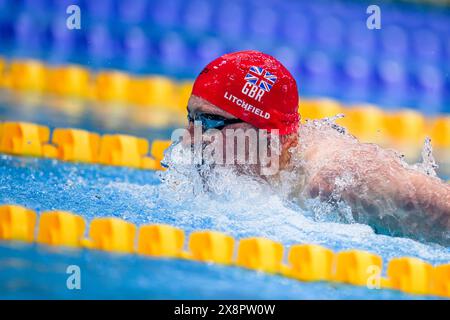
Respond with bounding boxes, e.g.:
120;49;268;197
377;59;407;84
273;46;298;73
0;19;14;45
21;0;49;16
51;0;83;11
123;27;152;64
84;0;114;21
315;17;344;49
300;51;338;96
341;55;373;86
158;33;189;70
49;19;79;56
195;37;226;70
378;25;409;58
248;6;278;40
14;14;45;51
346;22;376;56
86;25;117;61
412;30;442;61
215;1;245;39
414;64;445;95
281;11;311;49
152;0;181;28
183;0;212;33
117;0;148;23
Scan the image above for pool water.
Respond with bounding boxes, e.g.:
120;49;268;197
0;240;431;300
0;154;449;299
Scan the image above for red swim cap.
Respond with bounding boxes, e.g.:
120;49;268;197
192;50;300;135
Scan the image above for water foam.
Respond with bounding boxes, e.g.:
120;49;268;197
411;137;439;177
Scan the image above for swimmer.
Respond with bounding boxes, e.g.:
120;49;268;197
182;50;450;246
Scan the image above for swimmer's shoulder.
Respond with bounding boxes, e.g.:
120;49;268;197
298;123;348;159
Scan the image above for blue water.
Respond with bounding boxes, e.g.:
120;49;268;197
0;155;449;299
0;241;435;300
0;241;433;300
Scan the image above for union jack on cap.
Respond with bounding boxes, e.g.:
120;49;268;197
244;66;277;92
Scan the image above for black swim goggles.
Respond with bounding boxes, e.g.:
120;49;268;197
187;111;244;131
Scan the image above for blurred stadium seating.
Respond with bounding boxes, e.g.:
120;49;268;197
0;0;448;113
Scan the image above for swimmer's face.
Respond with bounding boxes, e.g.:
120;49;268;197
185;95;253;137
183;95;296;176
184;95;261;174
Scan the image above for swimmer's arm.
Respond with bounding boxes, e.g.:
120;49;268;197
404;171;450;224
306;146;450;240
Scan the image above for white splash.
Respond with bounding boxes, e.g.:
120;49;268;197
411;137;438;177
